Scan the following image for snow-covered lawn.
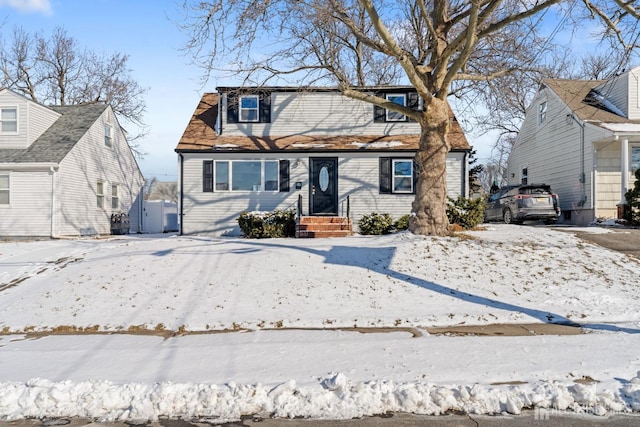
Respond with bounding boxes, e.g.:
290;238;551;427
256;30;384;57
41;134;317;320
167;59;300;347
1;224;639;422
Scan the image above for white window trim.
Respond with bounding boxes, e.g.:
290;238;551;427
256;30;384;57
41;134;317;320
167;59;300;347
386;94;407;122
392;159;413;193
239;95;260;122
0;173;10;205
97;181;105;209
538;101;547;125
104;124;113;147
214;160;279;192
0;106;19;134
630;145;640;173
111;184;120;210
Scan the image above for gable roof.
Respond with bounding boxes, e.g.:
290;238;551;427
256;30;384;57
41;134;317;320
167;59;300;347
542;79;640;125
0;103;107;164
176;92;471;153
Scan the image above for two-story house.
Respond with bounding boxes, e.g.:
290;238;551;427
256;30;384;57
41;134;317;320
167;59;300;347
507;67;640;225
0;88;145;238
175;86;471;236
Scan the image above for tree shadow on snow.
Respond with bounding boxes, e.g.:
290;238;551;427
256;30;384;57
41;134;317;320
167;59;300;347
237;239;640;334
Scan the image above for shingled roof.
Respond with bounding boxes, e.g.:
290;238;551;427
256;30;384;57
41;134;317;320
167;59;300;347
0;103;108;164
542;79;640;125
176;92;471;152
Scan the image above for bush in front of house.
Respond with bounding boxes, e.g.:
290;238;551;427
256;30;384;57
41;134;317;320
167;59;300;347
446;196;485;229
394;214;410;231
237;210;296;238
624;168;640;225
358;212;395;235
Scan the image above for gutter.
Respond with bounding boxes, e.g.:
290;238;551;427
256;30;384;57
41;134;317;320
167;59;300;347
566;114;587;207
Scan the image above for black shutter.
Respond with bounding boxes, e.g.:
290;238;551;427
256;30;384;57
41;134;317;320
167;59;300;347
379;157;391;194
279;159;290;192
203;160;213;192
407;92;420;109
260;92;271;123
373;105;386;123
226;93;238;123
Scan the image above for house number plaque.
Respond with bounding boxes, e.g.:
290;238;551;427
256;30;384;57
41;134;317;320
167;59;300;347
319;166;329;192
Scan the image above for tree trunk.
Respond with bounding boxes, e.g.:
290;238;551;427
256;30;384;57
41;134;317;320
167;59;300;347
410;97;451;236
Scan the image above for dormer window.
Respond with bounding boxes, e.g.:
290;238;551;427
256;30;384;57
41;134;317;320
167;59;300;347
386;94;407;122
0;107;17;133
240;95;259;122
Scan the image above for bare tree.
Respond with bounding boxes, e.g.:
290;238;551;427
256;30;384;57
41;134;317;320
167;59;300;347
179;0;640;236
0;26;148;152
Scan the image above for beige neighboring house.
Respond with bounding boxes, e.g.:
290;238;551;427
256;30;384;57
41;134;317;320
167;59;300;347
507;67;640;225
0;88;145;238
175;86;471;236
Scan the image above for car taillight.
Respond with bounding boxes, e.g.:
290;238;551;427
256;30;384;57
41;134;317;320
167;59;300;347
514;195;531;200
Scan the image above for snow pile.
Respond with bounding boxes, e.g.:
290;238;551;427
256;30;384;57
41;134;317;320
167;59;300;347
1;373;638;423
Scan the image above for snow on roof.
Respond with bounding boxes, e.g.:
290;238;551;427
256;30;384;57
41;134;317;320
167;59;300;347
350;140;405;148
598;123;640;133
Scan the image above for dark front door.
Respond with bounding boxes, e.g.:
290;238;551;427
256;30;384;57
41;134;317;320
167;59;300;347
310;157;338;215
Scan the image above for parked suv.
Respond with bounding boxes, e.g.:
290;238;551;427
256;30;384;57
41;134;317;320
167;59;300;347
484;184;560;224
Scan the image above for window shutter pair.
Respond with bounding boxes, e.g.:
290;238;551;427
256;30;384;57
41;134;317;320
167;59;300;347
379;157;418;194
202;160;289;192
373;91;420;123
226;92;271;123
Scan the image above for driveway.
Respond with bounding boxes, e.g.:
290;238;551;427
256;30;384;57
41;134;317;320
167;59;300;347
564;227;640;259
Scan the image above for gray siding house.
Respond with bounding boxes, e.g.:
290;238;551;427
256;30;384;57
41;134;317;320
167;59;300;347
0;88;145;237
507;67;640;225
176;87;471;236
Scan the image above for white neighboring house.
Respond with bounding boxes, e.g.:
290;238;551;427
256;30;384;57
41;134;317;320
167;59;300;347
507;67;640;225
0;88;145;238
175;87;471;236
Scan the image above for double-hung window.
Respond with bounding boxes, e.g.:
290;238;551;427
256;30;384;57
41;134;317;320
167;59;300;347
0;174;9;205
392;159;413;193
111;184;119;209
379;157;415;194
239;95;259;122
97;181;105;208
0;107;17;133
386;94;407;122
538;101;547;125
104;124;113;147
521;167;528;185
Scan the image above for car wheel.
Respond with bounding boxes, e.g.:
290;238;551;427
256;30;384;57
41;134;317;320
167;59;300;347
503;208;513;224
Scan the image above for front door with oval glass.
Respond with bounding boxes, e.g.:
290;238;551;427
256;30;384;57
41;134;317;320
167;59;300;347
310;157;338;215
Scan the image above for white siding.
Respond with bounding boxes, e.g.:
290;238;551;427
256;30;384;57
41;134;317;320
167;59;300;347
629;68;640;119
0;90;60;149
221;91;422;137
0;170;53;237
508;88;602;222
181;151;466;236
596;72;630;118
57;108;144;236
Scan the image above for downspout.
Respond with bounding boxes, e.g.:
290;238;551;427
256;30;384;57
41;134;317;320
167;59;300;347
179;152;184;236
567;114;587;207
49;166;57;238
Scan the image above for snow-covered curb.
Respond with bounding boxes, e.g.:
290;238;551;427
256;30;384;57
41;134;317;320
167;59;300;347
1;373;639;423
